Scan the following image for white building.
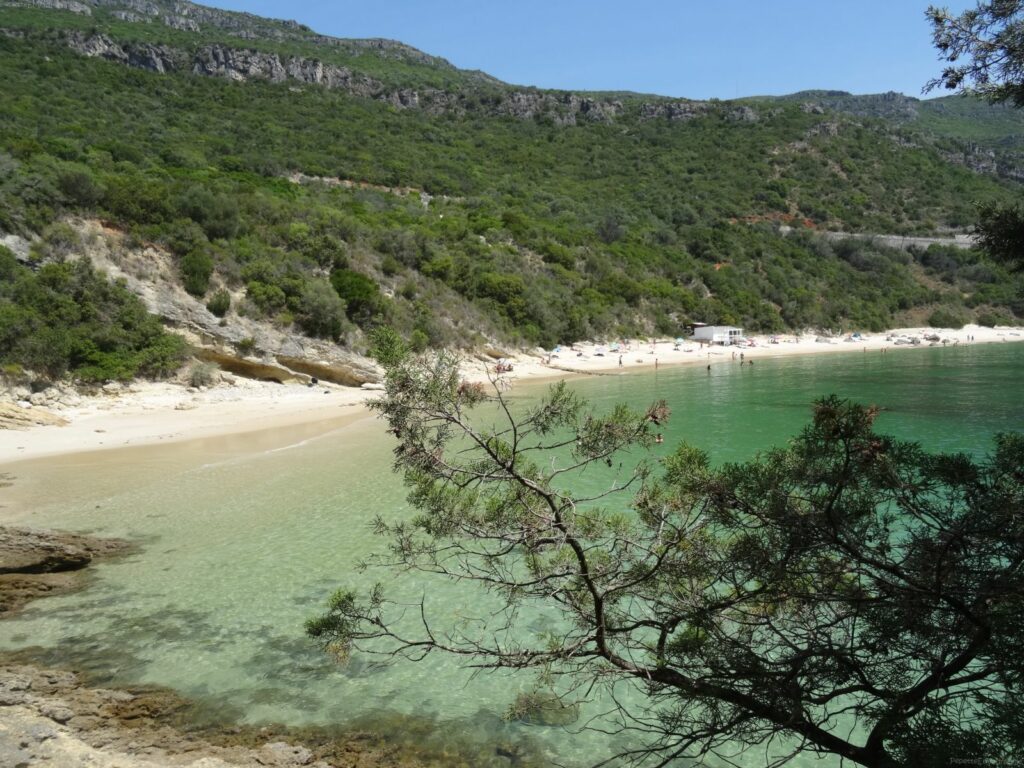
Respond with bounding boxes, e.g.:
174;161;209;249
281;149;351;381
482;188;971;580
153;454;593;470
692;325;743;345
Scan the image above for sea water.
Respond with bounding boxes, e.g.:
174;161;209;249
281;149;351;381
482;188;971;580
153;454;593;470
1;343;1022;766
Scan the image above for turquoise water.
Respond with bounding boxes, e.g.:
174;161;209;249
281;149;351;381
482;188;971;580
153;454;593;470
1;343;1022;766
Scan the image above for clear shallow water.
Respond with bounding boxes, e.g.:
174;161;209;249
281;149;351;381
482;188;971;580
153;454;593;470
1;343;1022;766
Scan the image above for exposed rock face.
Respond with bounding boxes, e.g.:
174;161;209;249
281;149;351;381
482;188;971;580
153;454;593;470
274;356;379;388
0;233;33;264
43;29;628;125
71;219;384;386
490;91;622;125
639;100;710;121
0;402;69;430
727;105;759;123
64;30;181;73
0;528;132;614
7;0;91;13
784;89;920;121
191;44;383;96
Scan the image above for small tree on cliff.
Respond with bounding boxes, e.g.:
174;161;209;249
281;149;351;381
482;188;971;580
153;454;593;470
309;338;1024;767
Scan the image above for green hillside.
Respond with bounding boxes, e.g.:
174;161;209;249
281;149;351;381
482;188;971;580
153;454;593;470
0;0;1022;376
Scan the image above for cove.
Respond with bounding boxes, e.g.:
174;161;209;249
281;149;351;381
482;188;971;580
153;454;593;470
1;343;1022;767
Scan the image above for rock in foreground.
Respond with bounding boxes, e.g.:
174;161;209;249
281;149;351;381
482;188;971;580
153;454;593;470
0;527;132;614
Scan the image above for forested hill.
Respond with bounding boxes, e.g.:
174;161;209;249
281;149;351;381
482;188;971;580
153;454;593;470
1;0;1023;383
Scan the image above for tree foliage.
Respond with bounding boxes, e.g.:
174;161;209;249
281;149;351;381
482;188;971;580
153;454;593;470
0;247;187;382
927;2;1024;275
310;351;1024;767
976;199;1024;271
927;1;1024;106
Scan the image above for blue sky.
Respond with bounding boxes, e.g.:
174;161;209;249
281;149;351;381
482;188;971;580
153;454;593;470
203;1;972;100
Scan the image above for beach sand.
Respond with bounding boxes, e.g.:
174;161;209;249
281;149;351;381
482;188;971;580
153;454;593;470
2;324;1021;466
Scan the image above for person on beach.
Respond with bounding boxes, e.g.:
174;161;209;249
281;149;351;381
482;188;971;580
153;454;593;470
618;355;623;367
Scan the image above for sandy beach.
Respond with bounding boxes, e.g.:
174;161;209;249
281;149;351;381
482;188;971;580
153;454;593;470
2;324;1022;466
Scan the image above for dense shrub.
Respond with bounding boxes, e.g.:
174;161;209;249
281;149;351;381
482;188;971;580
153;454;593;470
206;289;231;317
330;269;382;325
976;308;1014;327
188;361;218;387
181;250;214;296
0;248;187;382
296;280;347;340
928;306;968;328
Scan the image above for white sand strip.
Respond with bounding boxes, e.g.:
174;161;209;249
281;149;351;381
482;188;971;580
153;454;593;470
2;325;1021;465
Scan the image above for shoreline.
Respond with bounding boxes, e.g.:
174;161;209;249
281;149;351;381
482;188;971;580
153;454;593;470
2;325;1022;467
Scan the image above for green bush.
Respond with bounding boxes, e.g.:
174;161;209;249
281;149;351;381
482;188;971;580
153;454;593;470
976;309;1013;327
235;336;257;356
408;328;429;352
206;289;231;317
330;268;382;325
928;307;968;329
246;280;287;313
57;169;102;207
188;361;218;387
296;280;347;340
0;250;186;382
175;186;240;241
181;250;214;296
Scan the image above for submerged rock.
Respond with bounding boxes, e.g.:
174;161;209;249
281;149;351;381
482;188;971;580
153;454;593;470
0;528;131;614
505;690;580;727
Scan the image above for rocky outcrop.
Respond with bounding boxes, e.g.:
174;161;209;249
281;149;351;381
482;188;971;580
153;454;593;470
727;105;759;123
0;662;443;768
639;100;710;121
0;233;33;264
639;100;762;123
780;89;921;121
71;0;455;71
0;527;132;614
274;355;379;388
6;0;91;13
192;348;303;384
38;29;627;125
489;91;622;125
0;402;69;430
191;44;384;96
64;30;181;74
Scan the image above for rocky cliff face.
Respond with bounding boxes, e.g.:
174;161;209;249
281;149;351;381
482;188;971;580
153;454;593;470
781;90;921;121
4;0;92;13
9;0;459;68
52;29;628;125
63;30;181;73
4;0;717;126
190;43;381;95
